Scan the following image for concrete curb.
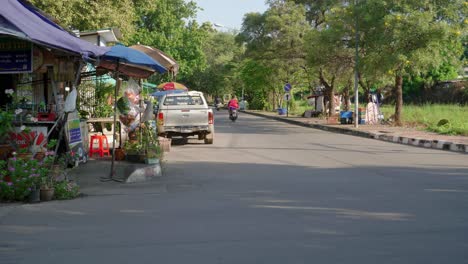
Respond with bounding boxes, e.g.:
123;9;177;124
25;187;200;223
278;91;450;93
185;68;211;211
243;111;467;154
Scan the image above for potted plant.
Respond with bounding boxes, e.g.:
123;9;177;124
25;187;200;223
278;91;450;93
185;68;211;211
123;140;145;163
124;121;163;164
53;180;80;200
38;140;59;201
114;147;126;161
144;145;162;164
0;156;43;202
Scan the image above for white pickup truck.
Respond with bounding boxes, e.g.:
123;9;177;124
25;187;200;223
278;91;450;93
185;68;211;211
156;91;214;144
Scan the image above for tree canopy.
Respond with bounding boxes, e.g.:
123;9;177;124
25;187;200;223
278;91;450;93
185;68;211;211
29;0;467;122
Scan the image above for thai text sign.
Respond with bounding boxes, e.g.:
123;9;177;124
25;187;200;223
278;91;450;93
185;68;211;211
0;38;32;73
67;119;82;145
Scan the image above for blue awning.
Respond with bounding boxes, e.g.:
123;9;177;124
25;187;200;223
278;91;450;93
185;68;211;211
101;45;166;74
0;0;109;59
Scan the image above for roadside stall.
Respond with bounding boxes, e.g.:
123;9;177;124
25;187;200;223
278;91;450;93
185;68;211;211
0;0;108;160
95;44;166;181
0;0;109;202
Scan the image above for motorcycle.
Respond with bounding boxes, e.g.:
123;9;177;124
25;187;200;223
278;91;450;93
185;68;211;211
229;107;238;122
215;102;223;111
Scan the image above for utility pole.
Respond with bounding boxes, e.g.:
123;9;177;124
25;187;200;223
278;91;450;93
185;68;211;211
354;0;360;128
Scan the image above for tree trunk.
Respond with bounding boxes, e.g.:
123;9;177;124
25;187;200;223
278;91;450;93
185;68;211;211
319;69;335;117
328;86;335;116
358;73;371;103
343;81;351;111
394;74;403;126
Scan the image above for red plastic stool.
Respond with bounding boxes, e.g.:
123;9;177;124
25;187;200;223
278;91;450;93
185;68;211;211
89;134;110;157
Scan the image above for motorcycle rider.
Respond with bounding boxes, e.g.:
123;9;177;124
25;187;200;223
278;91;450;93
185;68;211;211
227;95;239;116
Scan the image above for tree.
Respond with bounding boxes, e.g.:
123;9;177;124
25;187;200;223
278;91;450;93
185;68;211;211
239;59;272;109
237;0;311;110
304;4;354;116
30;0;138;42
131;0;207;81
187;27;244;97
359;0;466;125
288;0;345;29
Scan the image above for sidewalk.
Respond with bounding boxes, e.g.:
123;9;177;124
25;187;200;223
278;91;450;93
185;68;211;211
67;158;165;196
243;110;468;154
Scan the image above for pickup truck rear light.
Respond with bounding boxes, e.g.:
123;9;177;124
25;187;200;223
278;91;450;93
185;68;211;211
157;112;164;125
208;112;214;124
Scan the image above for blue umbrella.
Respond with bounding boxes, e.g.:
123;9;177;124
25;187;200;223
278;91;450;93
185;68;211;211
101;44;167;74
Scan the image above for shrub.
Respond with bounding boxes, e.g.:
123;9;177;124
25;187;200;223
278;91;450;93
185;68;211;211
53;180;80;200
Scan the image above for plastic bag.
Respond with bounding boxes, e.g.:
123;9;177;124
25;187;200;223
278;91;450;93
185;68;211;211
118;79;144;132
64;87;77;112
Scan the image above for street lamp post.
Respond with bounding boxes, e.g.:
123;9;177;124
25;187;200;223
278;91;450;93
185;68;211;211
354;0;360;128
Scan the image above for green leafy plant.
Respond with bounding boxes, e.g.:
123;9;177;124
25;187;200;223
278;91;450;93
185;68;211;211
123;121;164;161
0;156;43;201
46;139;58;150
53;180;80;200
146;145;163;159
0;110;14;145
0;89;16;145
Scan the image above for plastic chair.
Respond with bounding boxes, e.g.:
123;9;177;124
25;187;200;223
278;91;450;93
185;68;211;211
89;134;110;157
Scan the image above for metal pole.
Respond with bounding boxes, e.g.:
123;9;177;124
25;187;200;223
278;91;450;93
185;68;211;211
354;0;360;128
102;62;123;182
287;100;289;118
110;74;119;178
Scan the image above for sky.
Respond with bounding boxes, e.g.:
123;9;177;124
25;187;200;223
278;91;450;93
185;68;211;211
193;0;268;30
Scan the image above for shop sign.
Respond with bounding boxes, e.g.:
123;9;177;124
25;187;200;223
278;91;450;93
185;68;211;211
66;111;88;165
0;38;32;73
67;118;82;144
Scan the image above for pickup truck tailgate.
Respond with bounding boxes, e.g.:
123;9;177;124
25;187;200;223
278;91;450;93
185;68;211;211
160;107;209;127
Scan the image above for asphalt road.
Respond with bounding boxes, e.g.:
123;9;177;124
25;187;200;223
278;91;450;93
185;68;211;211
1;110;468;264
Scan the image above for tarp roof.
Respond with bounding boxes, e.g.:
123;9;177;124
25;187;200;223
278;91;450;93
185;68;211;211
98;44;167;78
130;45;179;76
0;0;109;59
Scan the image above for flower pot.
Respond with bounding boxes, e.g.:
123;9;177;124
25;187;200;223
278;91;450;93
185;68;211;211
34;151;46;161
17;152;33;160
28;188;41;203
0;144;13;160
40;188;55;201
144;158;159;165
126;153;145;163
115;148;126;161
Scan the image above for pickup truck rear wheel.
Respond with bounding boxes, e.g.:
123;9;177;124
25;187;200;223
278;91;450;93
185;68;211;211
204;132;213;144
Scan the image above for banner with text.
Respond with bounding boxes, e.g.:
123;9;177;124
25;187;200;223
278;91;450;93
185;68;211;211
0;38;32;73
